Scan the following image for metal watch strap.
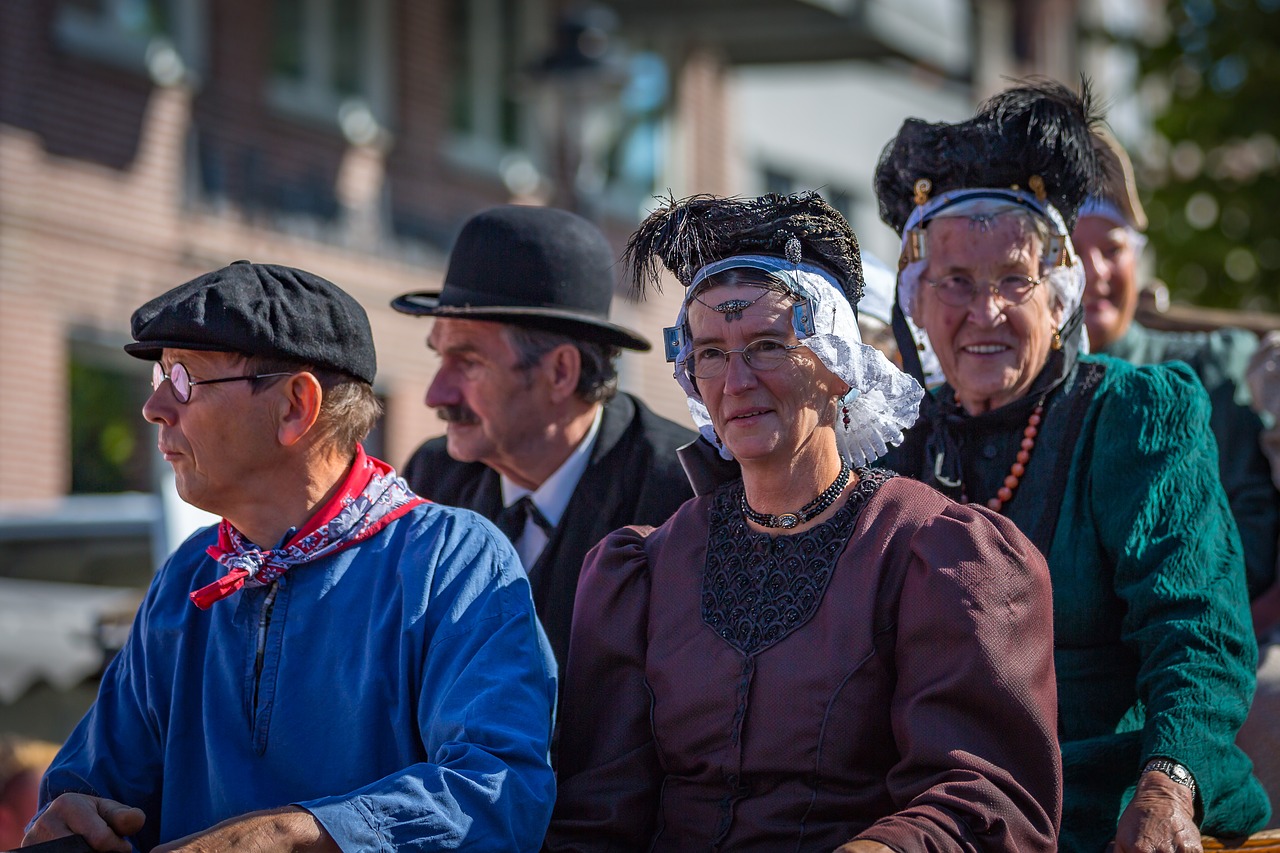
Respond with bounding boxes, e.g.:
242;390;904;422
1143;758;1197;796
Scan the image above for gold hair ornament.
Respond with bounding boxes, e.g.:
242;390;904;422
913;178;932;207
1028;175;1047;203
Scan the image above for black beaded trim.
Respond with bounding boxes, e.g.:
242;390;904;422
702;467;894;656
741;462;852;530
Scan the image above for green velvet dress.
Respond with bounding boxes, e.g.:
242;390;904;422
883;352;1270;852
1105;322;1278;598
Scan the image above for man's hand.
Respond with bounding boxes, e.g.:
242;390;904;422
150;807;338;853
22;793;145;852
1112;770;1202;853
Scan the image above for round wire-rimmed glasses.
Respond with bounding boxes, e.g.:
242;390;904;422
686;339;804;380
923;274;1043;307
151;361;294;404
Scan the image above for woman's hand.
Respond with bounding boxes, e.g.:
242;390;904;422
1111;770;1202;853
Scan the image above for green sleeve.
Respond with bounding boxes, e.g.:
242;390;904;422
1092;361;1264;828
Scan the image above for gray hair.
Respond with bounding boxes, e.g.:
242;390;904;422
243;355;383;452
902;208;1074;319
505;326;621;404
997;208;1069;310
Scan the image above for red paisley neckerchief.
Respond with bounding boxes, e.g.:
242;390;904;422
190;445;426;609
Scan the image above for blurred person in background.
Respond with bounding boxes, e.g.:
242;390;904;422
1073;129;1278;612
0;736;58;849
876;81;1269;852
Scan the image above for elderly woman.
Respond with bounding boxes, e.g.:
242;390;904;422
874;82;1269;852
546;193;1062;851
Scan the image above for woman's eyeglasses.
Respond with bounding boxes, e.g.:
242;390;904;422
686;339;803;380
152;362;294;404
923;274;1043;307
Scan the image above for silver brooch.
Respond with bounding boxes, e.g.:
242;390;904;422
785;235;802;265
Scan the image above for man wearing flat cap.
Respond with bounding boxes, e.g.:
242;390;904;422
392;205;699;678
24;261;557;851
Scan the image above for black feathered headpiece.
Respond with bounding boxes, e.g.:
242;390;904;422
625;191;864;306
874;79;1103;235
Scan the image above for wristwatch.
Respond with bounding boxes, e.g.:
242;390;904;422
1143;758;1197;796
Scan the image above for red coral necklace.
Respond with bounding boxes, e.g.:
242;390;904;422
961;398;1046;513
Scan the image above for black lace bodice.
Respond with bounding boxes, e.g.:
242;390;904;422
701;467;894;656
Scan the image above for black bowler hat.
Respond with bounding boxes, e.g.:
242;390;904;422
391;205;651;351
124;261;377;384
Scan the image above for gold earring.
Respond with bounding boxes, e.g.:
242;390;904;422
1051;330;1063;351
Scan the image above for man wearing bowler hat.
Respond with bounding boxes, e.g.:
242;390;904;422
392;205;699;676
25;261;557;851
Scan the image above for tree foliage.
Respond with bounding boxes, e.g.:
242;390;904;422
1137;0;1280;312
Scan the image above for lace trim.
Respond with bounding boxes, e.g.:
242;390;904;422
701;467;894;655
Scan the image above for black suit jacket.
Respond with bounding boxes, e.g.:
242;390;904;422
403;393;698;674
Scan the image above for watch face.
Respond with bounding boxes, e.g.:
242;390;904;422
1171;765;1190;782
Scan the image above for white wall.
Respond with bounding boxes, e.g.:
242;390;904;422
730;62;971;267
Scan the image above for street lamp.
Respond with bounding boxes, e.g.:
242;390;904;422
530;5;629;216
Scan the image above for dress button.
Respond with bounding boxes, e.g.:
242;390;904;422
983;444;998;459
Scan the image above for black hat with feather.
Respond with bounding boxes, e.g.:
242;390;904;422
623;190;924;475
625;191;864;307
874;79;1103;239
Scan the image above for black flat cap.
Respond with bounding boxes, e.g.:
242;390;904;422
125;261;377;384
391;205;650;351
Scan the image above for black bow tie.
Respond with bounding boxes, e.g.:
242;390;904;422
494;495;554;543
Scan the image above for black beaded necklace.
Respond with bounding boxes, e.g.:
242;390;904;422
741;461;852;530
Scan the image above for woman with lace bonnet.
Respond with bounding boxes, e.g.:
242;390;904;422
546;192;1062;851
874;81;1269;851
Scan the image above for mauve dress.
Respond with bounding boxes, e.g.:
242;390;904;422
547;470;1062;852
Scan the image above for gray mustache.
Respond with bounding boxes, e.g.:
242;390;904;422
435;405;480;425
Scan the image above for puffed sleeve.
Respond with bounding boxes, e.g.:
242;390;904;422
545;526;663;851
855;491;1061;852
1094;362;1267;830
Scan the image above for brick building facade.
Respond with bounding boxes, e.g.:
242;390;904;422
0;0;742;508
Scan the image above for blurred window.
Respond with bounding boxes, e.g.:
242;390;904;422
826;188;854;222
448;0;536;160
1012;0;1039;64
598;51;670;213
759;169;856;225
54;0;206;83
54;0;170;68
68;344;153;495
267;0;393;128
763;167;795;196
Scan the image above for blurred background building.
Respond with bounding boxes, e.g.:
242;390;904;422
0;0;1276;739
